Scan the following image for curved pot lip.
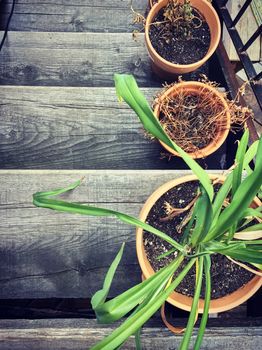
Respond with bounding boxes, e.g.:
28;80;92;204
136;174;262;313
153;81;231;159
145;0;221;70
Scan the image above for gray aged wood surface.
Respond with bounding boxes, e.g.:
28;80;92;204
0;86;227;169
1;169;220;299
0;31;208;87
0;319;261;349
0;86;163;169
0;32;159;87
0;0;260;345
0;0;148;33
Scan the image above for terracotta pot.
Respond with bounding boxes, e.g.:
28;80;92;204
145;0;221;77
136;174;262;313
154;81;231;159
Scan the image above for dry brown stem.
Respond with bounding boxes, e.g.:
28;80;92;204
163;0;203;37
131;3;146;25
176;206;194;233
160;194;199;222
132;0;203;42
153;76;253;153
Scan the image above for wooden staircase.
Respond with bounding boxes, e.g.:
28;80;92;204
0;1;261;349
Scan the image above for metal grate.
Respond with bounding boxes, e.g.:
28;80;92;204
215;0;262;110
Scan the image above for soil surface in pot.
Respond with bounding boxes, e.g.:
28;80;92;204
149;8;211;65
158;91;225;152
143;181;254;299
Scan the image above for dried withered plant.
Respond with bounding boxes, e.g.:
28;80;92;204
131;2;146;40
131;0;205;41
152;76;253;153
161;0;203;39
131;0;203;41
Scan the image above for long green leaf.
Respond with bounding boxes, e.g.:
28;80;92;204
135;328;142;350
243;223;262;232
223;248;262;264
230;240;262;246
95;255;183;323
118;268;172;350
157;247;177;260
228;130;249;241
33;178;82;198
207;242;262;263
232;129;249;197
33;191;183;252
194;255;211;350
111;257;183;350
114;74;214;201
240;208;262;220
212;174;232;225
91;243;125;309
244;139;259;168
212;138;259;226
90;259;196;350
204;136;262;242
180;200;198;244
191;185;213;246
130;271;174;350
204;241;245;252
179;257;204;350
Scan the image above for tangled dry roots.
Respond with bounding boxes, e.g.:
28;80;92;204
153;76;253;153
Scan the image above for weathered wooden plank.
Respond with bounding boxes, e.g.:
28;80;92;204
0;319;261;349
0;32;156;87
0;86;228;169
0;0;148;33
0;32;208;87
0;133;176;169
0;86;158;135
1;170;222;299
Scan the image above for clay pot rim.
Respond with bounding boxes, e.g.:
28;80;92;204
145;0;221;69
136;174;262;313
153;81;231;159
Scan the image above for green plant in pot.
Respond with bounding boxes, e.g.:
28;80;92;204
33;75;262;350
139;76;253;159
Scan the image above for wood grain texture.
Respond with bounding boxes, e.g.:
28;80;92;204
0;86;228;170
0;319;261;349
1;169;222;299
0;32;208;87
0;32;157;87
0;0;148;33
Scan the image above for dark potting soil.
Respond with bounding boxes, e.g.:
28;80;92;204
149;8;211;65
143;181;254;299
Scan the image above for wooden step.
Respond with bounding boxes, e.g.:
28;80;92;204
0;319;261;349
0;169;220;299
0;32;208;87
0;32;157;87
0;86;227;169
0;0;148;33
